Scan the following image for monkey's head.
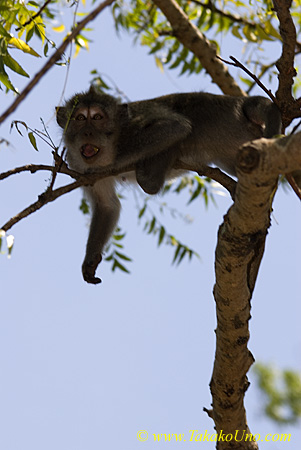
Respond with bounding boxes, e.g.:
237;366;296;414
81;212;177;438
56;86;126;171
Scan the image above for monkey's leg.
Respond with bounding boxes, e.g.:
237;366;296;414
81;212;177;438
136;150;177;194
82;183;121;284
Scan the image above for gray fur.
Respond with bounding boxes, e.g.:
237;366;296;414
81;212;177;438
56;88;282;284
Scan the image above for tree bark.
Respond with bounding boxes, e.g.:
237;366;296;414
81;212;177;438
208;134;301;449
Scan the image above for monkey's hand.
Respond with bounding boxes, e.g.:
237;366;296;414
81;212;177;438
82;256;102;285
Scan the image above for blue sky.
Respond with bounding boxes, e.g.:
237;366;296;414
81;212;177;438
0;3;300;449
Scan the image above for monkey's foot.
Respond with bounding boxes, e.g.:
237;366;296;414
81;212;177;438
82;259;102;285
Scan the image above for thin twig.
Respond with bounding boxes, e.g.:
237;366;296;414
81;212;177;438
47;148;66;192
217;55;277;103
291;119;301;134
1;180;82;232
0;164;59;181
15;0;53;31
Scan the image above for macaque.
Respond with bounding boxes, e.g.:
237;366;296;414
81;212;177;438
56;86;281;284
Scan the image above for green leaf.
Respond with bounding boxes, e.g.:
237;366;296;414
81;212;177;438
0;60;17;92
26;25;34;43
79;198;90;214
158;226;165;246
28;132;38;151
112;232;126;241
148;217;156;234
138;203;147;218
114;251;132;262
43;42;49;57
3;53;29;77
0;23;12;39
172;244;182;264
188;182;203;204
112;259;130;273
177;247;187;265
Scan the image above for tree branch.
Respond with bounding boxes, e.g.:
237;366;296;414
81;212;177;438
151;0;245;96
2;131;301;239
174;161;236;198
0;161;134;232
273;0;301;127
0;0;115;125
0;156;237;232
209;132;301;449
1;180;82;232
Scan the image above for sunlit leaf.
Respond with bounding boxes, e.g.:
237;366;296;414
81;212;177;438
231;25;243;40
52;24;65;33
155;56;164;72
9;37;40;57
243;25;257;42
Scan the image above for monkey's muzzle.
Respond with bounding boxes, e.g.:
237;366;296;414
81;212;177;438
81;144;100;159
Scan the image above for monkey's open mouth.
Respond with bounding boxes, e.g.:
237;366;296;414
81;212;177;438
81;144;100;159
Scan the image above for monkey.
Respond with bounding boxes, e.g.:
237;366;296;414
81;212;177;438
133;93;282;195
56;86;282;284
56;86;192;284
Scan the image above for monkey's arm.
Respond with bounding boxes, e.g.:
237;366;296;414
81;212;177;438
117;103;192;165
82;182;121;284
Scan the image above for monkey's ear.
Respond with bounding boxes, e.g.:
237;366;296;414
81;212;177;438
56;106;67;128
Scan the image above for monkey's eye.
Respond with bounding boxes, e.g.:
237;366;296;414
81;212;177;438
92;113;103;120
76;114;86;121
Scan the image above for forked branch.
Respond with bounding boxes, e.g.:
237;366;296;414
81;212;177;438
0;158;237;232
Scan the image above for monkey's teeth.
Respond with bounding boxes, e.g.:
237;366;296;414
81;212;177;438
81;144;100;158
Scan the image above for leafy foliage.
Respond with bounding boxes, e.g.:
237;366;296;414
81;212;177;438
0;0;90;92
104;227;133;274
138;197;200;265
254;363;301;424
112;0;301;92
